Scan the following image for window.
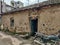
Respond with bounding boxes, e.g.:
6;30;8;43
10;17;14;27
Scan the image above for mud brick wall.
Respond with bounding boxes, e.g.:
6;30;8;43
2;4;60;35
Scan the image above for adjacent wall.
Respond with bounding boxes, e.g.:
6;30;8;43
2;11;30;33
38;5;60;35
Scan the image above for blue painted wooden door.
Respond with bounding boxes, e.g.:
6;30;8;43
30;19;38;35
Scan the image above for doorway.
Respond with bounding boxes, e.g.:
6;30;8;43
30;18;38;36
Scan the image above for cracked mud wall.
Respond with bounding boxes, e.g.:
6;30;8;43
2;4;60;35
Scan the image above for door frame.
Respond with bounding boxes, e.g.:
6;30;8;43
29;17;38;35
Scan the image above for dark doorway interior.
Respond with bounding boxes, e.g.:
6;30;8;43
30;19;38;36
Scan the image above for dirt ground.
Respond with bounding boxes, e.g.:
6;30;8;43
0;31;57;45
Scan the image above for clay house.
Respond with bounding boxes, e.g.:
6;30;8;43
1;1;60;35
